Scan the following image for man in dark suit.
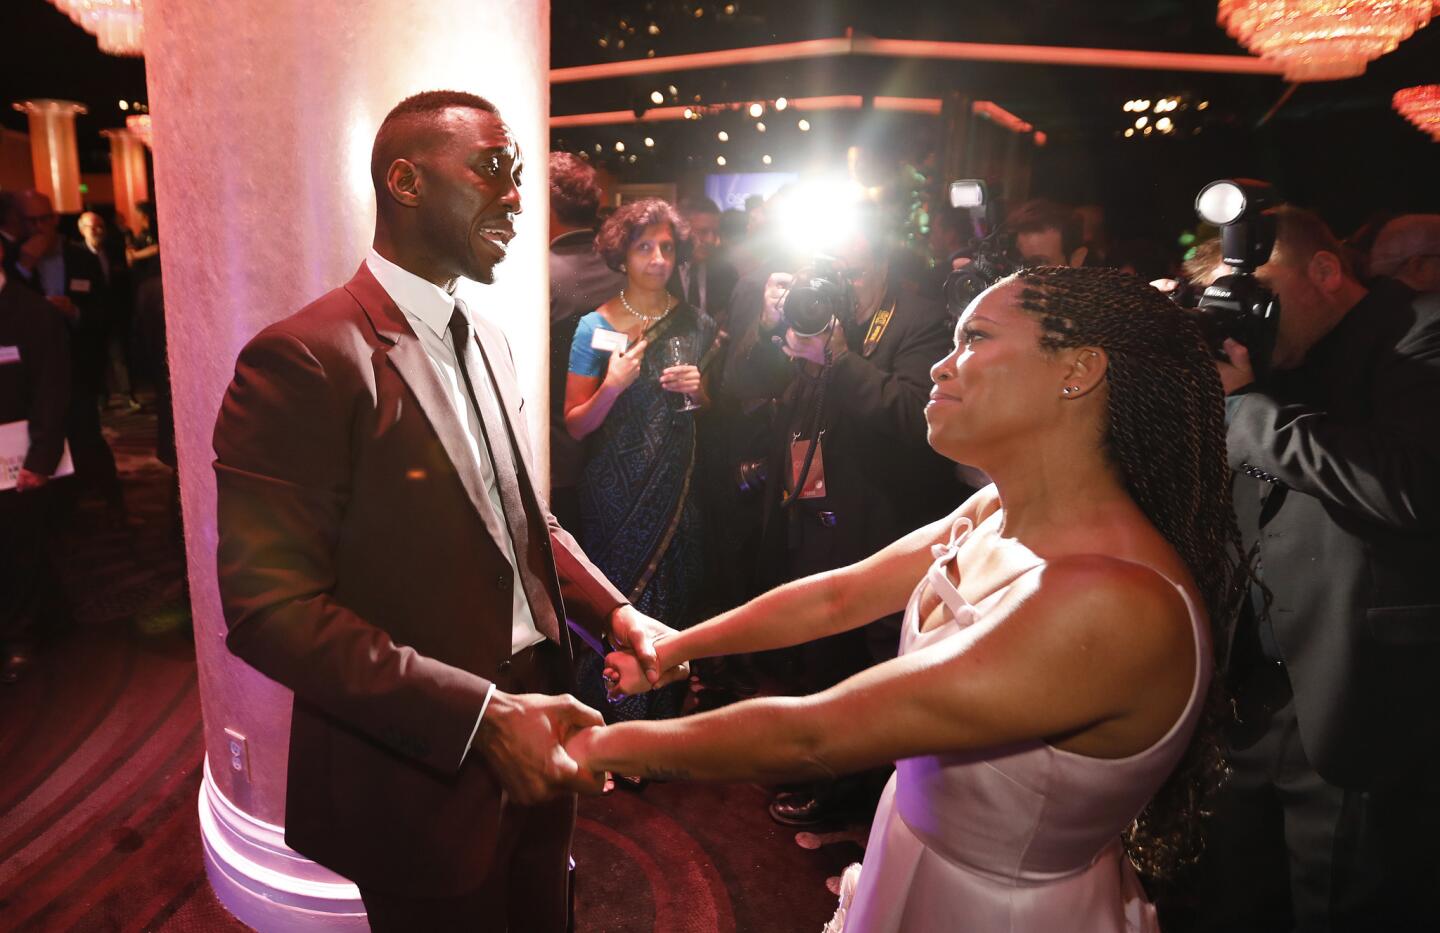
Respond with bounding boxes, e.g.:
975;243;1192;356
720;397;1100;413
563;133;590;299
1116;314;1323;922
9;191;124;517
213;91;684;931
0;256;72;683
1192;206;1440;931
722;217;965;824
672;196;739;329
547;151;623;530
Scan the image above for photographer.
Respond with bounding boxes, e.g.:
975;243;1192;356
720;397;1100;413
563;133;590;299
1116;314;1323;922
1192;206;1440;931
723;211;964;826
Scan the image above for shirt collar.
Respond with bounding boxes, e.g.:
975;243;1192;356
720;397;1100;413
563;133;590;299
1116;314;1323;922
366;248;457;341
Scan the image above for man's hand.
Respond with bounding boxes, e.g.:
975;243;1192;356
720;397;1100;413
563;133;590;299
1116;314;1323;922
476;691;605;804
46;296;79;323
1216;337;1255;395
14;468;48;493
761;272;794;333
606;605;689;690
781;323;847;367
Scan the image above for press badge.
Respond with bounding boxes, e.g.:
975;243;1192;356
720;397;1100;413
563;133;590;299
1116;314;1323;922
69;279;92;294
789;433;828;499
591;328;629;354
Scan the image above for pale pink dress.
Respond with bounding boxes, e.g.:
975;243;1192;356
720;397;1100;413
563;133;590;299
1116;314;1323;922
830;519;1211;933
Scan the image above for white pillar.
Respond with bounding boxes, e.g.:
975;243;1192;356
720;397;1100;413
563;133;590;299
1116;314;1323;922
142;1;551;928
11;99;87;213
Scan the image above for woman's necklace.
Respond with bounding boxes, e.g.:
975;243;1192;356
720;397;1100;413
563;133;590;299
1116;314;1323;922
620;288;674;323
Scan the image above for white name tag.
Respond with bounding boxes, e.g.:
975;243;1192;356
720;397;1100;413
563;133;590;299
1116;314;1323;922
590;328;629;354
0;346;19;365
69;279;92;294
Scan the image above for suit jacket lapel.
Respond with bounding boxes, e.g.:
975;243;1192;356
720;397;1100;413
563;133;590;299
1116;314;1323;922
344;264;509;544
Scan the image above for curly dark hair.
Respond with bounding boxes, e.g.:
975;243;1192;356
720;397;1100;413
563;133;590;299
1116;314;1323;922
1012;265;1250;880
595;198;691;273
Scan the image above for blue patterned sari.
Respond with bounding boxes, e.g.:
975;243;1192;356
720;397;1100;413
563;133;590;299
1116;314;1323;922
571;302;716;721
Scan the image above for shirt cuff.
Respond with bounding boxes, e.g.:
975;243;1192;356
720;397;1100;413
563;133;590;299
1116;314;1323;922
459;682;496;766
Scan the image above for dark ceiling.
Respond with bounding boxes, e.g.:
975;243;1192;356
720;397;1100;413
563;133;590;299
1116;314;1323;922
3;0;1437;234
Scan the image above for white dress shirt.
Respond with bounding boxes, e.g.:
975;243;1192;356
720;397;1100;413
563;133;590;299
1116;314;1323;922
365;251;545;732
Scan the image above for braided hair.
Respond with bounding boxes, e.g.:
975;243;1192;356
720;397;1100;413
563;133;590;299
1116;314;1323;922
1012;266;1247;880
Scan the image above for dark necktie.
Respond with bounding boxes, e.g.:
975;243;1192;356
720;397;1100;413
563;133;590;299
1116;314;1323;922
687;265;702;309
447;307;561;645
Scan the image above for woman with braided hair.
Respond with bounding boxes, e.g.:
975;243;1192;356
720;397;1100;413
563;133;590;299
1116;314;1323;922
569;266;1244;931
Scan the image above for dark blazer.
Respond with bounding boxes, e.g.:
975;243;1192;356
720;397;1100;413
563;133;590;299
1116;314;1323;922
0;278;71;474
8;244;108;392
548;230;624;489
1227;287;1440;789
725;272;963;581
670;259;739;328
213;263;627;895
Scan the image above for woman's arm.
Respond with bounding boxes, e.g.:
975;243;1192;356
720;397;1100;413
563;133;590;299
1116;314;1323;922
563;337;648;440
576;555;1197;783
605;489;998;693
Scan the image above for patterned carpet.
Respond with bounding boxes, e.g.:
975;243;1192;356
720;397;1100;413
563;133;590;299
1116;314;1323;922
0;405;864;932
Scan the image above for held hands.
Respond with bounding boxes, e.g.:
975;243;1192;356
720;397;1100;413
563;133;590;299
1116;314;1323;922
476;691;605;804
602;338;648;393
603;605;690;700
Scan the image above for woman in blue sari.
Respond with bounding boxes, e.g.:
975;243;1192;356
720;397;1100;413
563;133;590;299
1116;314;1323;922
564;199;717;741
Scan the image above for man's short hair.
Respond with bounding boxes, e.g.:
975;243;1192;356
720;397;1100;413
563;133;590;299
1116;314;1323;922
1007;199;1083;257
1268;205;1353;278
678;196;720;218
549;152;603;227
1369;214;1440;277
370;90;499;194
1182;236;1226;286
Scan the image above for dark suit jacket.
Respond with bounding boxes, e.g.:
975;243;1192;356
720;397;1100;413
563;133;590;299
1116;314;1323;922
1227;287;1440;789
548;230;624;489
0;278;71;474
725;272;963;581
670;259;739;328
213;263;627;895
8;244;108;393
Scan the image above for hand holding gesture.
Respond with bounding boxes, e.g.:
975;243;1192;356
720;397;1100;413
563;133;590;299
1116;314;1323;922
476;691;606;803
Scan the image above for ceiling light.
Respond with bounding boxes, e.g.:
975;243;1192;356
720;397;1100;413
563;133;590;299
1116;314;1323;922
775;97;789;111
644;136;655;147
716;155;727;166
762;154;773;164
650;91;664;105
756;122;766;132
798;119;811;131
717;130;729;141
749;102;764;118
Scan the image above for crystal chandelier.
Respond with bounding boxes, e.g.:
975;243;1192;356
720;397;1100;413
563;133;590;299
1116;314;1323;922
1394;85;1440;140
48;0;145;58
1217;0;1438;81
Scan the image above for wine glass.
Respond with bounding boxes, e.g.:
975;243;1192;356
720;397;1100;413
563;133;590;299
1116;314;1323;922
665;335;701;412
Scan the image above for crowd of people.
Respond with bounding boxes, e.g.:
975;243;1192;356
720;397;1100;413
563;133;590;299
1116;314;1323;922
3;85;1437;931
0;188;169;685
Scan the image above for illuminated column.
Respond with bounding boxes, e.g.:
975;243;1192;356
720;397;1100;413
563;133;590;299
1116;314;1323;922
143;1;551;928
99;126;149;231
11;99;87;213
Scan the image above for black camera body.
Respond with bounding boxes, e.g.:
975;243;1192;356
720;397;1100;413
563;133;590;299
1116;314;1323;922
1191;179;1283;378
782;256;854;337
942;180;1018;319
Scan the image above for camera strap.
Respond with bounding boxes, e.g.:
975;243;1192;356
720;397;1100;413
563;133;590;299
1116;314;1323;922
781;346;832;509
860;295;897;358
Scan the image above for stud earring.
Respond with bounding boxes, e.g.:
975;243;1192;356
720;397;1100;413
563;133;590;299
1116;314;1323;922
1062;385;1080;396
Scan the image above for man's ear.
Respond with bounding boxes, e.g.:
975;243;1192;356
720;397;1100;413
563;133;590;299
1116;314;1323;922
1059;347;1108;399
385;159;422;208
1308;250;1346;295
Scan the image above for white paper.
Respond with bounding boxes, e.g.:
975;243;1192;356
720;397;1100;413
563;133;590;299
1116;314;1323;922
590;328;629;354
0;420;75;490
0;346;20;365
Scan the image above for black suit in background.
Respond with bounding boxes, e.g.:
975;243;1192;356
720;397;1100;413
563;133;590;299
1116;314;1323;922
724;272;965;679
0;277;72;653
548;229;624;530
11;244;123;510
671;259;739;331
1189;287;1440;931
